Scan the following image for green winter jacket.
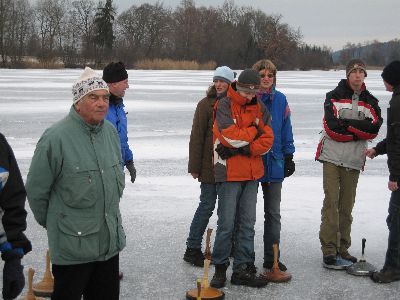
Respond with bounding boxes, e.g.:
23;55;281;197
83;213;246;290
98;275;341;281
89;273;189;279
26;106;126;265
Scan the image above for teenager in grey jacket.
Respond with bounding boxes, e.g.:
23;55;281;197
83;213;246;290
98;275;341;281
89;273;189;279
315;59;382;266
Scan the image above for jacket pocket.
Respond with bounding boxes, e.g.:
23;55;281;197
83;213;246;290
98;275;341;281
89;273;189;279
59;164;96;208
116;213;126;250
269;152;284;179
113;164;125;198
58;217;100;261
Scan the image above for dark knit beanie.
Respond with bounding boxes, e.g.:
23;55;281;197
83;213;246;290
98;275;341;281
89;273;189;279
102;61;128;83
236;69;261;93
346;59;367;77
382;60;400;87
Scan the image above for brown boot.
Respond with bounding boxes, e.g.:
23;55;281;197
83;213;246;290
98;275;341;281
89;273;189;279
371;267;400;283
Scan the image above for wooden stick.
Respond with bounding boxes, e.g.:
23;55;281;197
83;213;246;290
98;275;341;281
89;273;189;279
202;228;213;288
272;244;279;270
196;278;202;300
22;268;38;300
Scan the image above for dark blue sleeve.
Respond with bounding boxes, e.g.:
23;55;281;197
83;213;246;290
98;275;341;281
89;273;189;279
280;94;295;155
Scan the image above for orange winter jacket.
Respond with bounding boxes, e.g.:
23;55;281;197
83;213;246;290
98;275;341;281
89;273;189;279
213;84;274;182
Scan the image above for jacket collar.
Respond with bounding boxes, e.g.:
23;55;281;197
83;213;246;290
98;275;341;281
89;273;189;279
257;85;275;102
227;83;256;106
69;105;104;134
343;79;366;93
393;85;400;96
109;93;123;105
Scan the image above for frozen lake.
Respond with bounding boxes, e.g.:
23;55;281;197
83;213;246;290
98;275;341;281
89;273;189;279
0;69;398;299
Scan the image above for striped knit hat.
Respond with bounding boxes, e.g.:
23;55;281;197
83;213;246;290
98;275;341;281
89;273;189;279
72;67;109;104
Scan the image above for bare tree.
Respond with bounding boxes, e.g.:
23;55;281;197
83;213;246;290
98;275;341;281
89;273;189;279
387;39;400;63
0;0;12;66
70;0;96;60
259;14;302;68
339;43;358;65
116;2;171;64
35;0;67;63
172;0;199;60
5;0;33;64
0;0;338;69
363;40;385;66
220;0;239;24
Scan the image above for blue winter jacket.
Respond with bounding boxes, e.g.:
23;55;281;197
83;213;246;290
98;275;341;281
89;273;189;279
258;87;295;182
106;95;133;165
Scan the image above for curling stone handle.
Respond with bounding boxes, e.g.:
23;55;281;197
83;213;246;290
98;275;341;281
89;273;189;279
362;238;366;256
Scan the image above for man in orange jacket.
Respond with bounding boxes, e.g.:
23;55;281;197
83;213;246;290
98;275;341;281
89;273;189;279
210;69;274;288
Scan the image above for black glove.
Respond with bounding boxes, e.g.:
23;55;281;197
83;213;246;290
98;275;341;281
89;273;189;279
126;160;136;183
216;144;250;160
2;249;25;300
248;122;264;139
284;155;295;178
338;118;350;128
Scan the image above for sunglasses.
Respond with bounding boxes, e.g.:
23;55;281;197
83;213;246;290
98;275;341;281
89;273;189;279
259;73;274;79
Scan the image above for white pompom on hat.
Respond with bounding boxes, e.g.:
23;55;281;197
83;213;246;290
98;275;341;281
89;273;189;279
72;67;109;104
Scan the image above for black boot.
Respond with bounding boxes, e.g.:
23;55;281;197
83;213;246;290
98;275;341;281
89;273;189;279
371;266;400;283
263;261;287;271
210;263;228;288
323;255;336;265
183;247;204;267
231;264;268;288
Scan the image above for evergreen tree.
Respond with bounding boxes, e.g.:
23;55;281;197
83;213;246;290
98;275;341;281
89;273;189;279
94;0;115;61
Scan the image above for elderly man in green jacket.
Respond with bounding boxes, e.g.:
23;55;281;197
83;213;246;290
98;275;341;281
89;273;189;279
26;67;126;300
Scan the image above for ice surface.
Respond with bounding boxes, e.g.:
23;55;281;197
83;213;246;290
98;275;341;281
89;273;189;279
0;69;398;299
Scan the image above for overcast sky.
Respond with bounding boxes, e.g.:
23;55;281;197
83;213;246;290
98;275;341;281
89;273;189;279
114;0;399;51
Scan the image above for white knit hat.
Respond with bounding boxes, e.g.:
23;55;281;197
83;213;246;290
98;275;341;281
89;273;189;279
72;67;109;104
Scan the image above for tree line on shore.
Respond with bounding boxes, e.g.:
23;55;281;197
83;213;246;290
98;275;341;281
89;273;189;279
0;0;398;70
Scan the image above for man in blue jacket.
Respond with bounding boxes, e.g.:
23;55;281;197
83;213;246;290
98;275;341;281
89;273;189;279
252;59;295;272
103;62;136;183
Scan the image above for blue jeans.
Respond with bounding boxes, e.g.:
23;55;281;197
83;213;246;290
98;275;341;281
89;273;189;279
213;181;258;272
384;190;400;270
186;183;217;249
261;182;282;262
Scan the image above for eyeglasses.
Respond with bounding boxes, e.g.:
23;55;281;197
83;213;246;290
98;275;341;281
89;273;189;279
259;73;274;79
